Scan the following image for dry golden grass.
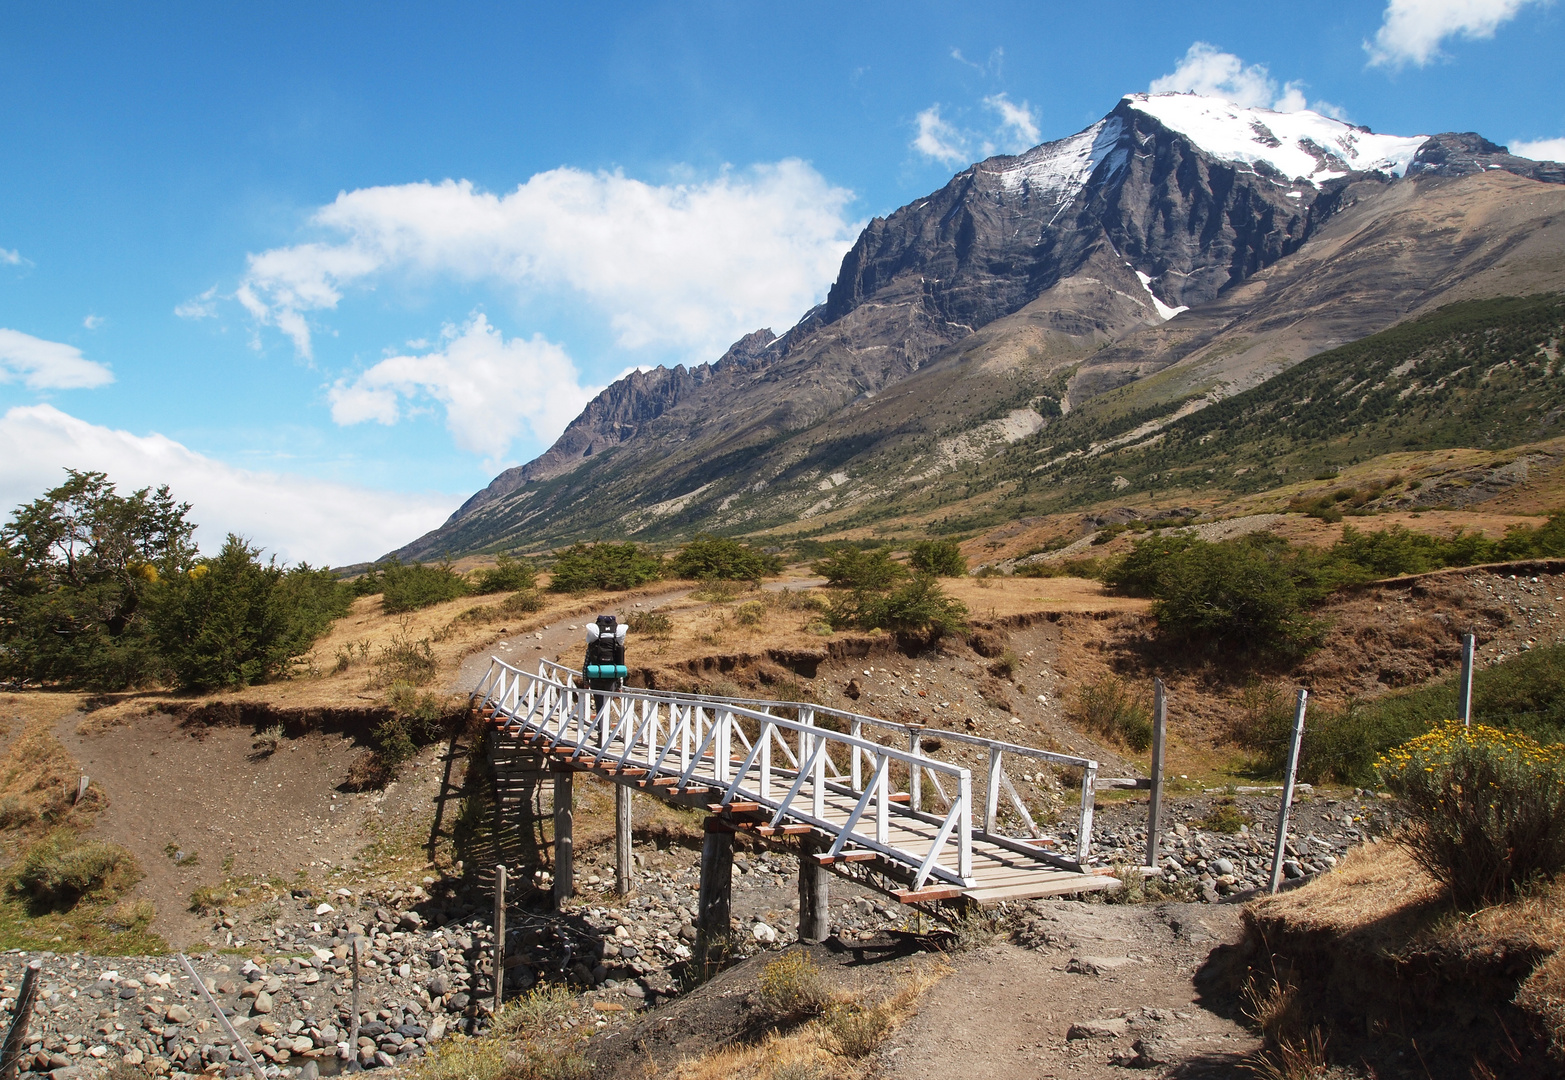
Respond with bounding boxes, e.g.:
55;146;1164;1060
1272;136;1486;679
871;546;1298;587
0;694;92;835
664;958;950;1080
1246;843;1444;946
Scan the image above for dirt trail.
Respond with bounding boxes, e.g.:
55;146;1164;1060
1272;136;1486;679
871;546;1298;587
879;903;1258;1078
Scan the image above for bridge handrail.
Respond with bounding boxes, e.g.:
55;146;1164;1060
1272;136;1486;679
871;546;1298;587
478;654;1099;872
475;656;977;889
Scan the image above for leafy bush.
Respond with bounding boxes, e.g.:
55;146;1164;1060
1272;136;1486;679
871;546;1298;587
547;542;663;592
670;534;782;582
909;540;968;577
1108;534;1346;659
1068;675;1152;751
471;554;537;594
147;535;342;691
1194;798;1252;834
1376;722;1565;907
500;589;545;615
15;832;140;906
378;561;472;613
831;575;967;637
348;684;450;790
812;547;908;590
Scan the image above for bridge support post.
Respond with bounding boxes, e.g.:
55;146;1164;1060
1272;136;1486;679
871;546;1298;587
797;833;830;943
696;817;734;976
615;783;634;896
552;765;574;911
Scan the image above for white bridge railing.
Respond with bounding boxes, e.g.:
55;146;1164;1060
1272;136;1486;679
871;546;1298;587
474;658;1100;892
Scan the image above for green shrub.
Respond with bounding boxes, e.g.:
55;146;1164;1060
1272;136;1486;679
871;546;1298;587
547;542;663;592
379;561;472;613
835;575;967;637
909;540;968;577
1377;722;1565;907
1108;534;1344;659
812;546;908;590
146;535;309;691
670;535;782;582
471;555;537;594
1068;675;1153;751
1194;798;1252;834
15;832;139;906
500;589;546;615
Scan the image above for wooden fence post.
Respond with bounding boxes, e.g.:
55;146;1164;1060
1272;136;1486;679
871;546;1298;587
492;864;507;1014
615;784;633;897
349;933;362;1071
0;960;41;1080
1145;678;1167;872
1268;689;1309;894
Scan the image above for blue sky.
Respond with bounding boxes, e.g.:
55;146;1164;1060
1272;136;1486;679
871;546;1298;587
2;0;1562;564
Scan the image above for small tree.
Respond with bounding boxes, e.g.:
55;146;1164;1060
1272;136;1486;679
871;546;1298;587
909;540;968;577
378;561;472;613
812;546;908;590
471;554;537;594
670;535;782;582
548;542;664;592
147;535;291;691
0;470;196;689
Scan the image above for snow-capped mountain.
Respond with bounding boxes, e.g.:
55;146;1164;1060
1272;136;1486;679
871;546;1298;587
393;93;1565;559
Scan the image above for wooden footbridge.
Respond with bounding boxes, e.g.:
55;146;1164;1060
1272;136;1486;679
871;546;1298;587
472;657;1120;958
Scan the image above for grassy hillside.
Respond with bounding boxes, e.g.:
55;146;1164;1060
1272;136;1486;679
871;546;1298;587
858;293;1565;536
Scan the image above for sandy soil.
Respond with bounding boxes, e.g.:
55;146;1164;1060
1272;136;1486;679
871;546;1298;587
879;905;1258;1078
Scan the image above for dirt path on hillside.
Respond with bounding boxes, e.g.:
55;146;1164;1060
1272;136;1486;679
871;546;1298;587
877;903;1259;1078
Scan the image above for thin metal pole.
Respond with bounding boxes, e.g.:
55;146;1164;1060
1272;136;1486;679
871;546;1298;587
0;960;41;1080
1268;689;1309;894
492;864;507;1014
1459;632;1475;727
177;954;267;1080
1145;678;1167;871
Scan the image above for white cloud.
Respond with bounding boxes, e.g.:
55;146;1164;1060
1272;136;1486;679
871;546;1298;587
237;162;859;363
984;93;1041;152
912;95;1043;167
82;315;104;330
1367;0;1547;67
0;404;455;566
0;328;114;390
1150;43;1338;115
328;313;598;467
913;106;971;166
174;286;220;320
1512;136;1565;161
0;249;24;266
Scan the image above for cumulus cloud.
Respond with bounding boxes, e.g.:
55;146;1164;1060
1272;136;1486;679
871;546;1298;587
0;328;114;390
1512;137;1565;162
236;162;858;363
1367;0;1547;67
1150;42;1338;115
328;313;598;466
912;94;1042;167
0;404;455;565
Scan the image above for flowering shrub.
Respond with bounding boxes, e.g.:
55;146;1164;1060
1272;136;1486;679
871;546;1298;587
1376;722;1565;907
